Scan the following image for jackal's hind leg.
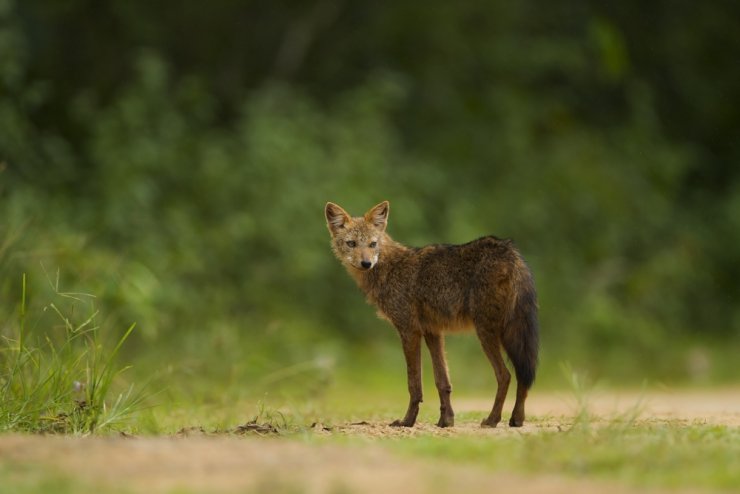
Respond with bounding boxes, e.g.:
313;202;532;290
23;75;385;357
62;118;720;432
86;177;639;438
509;379;528;427
476;326;510;428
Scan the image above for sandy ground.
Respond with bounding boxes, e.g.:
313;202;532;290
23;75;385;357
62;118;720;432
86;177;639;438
1;388;738;493
464;386;740;426
319;387;740;438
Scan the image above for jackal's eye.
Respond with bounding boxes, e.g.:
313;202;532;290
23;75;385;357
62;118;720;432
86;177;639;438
369;241;377;248
346;240;356;248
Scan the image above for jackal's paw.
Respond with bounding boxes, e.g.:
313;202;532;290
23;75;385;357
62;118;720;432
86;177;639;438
480;417;501;428
436;416;454;428
508;417;524;427
389;419;415;427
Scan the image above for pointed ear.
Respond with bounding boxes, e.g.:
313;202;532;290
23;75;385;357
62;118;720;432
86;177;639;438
325;202;351;235
364;201;389;231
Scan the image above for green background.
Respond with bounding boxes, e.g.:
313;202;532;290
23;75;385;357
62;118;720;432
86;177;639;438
2;0;739;403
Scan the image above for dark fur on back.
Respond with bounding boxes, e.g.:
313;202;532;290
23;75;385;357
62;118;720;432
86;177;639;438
360;236;539;389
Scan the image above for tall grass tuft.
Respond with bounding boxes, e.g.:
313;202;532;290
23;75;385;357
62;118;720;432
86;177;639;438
0;272;146;433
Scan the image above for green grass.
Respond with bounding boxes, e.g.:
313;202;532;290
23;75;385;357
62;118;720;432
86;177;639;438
0;463;78;494
381;422;740;490
0;273;146;433
0;462;116;494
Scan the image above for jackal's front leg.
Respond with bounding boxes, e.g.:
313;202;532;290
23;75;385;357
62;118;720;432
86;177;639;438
390;330;422;427
424;332;454;427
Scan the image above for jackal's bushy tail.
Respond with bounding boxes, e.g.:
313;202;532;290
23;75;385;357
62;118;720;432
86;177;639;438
502;272;539;389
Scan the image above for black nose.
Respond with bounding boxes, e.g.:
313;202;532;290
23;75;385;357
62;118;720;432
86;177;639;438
360;261;372;269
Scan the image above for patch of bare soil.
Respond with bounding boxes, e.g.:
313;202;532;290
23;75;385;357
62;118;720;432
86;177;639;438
314;418;562;438
1;389;737;493
493;386;740;427
316;387;740;439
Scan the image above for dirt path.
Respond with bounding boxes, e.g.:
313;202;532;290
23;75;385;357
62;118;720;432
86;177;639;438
2;388;738;493
318;387;740;438
461;386;740;426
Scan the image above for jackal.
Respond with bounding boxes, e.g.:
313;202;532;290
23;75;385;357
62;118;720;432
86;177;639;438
325;201;539;427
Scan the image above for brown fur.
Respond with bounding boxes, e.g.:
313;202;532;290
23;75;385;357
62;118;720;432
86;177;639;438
325;201;539;428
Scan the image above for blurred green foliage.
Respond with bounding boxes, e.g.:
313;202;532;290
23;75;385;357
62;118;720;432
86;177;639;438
2;0;739;385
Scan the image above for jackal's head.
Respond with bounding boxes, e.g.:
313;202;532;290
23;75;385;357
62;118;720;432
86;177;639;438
325;201;389;271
